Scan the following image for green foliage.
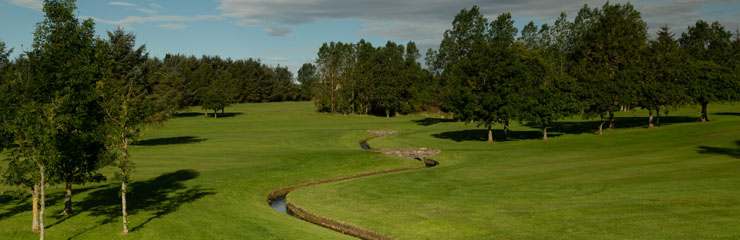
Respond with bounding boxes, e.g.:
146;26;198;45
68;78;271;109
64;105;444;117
639;27;689;115
2;0;108;194
297;63;319;100
570;2;648;121
313;40;433;116
679;20;739;121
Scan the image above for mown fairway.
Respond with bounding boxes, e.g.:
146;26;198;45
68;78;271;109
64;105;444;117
292;104;740;239
1;101;740;239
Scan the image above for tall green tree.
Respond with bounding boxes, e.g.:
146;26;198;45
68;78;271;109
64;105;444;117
3;2;109;239
679;20;736;122
487;13;520;140
436;6;498;141
518;22;578;141
640;26;688;128
297;63;318;100
98;28;172;234
1;46;45;232
570;3;647;134
0;41;12;148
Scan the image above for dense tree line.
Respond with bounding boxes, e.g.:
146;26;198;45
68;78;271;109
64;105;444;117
427;3;739;141
310;40;437;117
160;54;304;117
305;3;739;141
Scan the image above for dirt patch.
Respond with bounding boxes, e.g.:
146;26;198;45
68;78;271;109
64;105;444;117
366;130;398;136
376;148;440;159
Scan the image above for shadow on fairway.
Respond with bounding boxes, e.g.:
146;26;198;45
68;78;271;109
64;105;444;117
697;140;740;159
433;129;560;142
412;118;456;126
134;136;206;146
60;169;215;237
715;112;740;116
526;116;698;135
0;185;101;221
0;194;31;221
175;112;243;118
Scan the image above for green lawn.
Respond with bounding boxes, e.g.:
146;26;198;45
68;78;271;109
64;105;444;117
1;101;739;239
291;104;740;239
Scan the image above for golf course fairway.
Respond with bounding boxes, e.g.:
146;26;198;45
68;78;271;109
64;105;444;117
1;101;739;239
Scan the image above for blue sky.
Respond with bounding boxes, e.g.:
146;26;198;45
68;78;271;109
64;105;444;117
1;0;739;76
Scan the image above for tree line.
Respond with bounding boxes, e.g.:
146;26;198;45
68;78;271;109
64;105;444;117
0;0;302;239
300;40;437;117
161;53;304;118
309;3;740;142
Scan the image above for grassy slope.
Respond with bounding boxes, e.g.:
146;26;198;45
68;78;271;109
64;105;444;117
0;102;422;239
290;104;740;239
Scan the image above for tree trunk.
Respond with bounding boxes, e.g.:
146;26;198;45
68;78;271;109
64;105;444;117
38;166;45;240
204;110;207;116
599;114;605;135
221;108;224;114
487;124;493;142
62;181;72;215
503;120;509;141
121;139;130;234
32;184;39;232
543;126;548;141
609;110;615;129
656;107;661;125
214;110;217;119
121;180;129;234
701;102;709;122
648;109;654;129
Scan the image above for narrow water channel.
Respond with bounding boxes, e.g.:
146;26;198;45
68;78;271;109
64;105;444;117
270;195;288;214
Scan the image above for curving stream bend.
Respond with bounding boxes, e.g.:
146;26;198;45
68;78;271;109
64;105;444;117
267;132;439;239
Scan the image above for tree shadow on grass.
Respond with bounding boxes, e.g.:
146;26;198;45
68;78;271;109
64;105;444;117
134;136;206;146
0;185;101;221
432;129;561;142
697;140;740;159
175;112;243;118
715;112;740;116
62;169;215;237
0;195;31;221
526;116;699;135
411;118;456;126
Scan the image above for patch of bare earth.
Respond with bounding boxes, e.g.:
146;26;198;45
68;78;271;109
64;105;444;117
376;148;440;159
366;129;398;136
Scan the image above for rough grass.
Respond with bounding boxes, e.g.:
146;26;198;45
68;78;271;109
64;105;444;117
290;103;740;239
1;101;739;239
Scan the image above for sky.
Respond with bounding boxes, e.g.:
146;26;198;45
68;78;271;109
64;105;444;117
1;0;739;76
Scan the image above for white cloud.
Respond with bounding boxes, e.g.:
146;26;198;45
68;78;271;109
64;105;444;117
10;0;42;11
159;23;186;30
109;1;137;7
88;15;222;25
138;8;158;14
149;3;162;9
264;26;293;37
218;0;740;45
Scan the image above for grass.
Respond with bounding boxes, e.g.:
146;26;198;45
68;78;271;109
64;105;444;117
1;101;739;239
290;104;740;239
0;102;421;239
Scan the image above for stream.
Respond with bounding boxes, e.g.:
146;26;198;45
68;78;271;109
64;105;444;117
270;195;288;214
267;134;439;239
